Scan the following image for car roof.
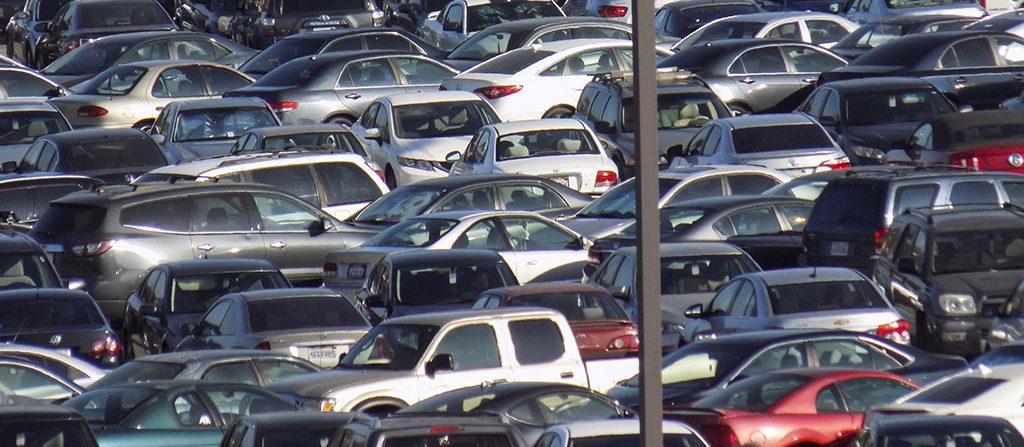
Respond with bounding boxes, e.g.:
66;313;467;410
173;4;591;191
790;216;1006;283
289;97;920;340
133;349;301;364
879;29;1015;48
664;194;810;210
906;207;1024;232
716;113;816;128
661;164;791;180
872;415;1016;431
480;282;609;298
87;30;207;45
241;411;358;429
692;329;857;346
746;267;865;285
228;287;341;303
615;241;749;257
0;99;61;113
160;259;279;276
410;382;599;408
663;0;758;9
145;151;368;176
386;248;505;267
687;38;807;52
0;172;100;185
385;307;561;326
374;414;509;429
282;28;415;42
561;419;696;437
489;118;587;134
420;210;541;220
294;50;419;67
819;76;935;92
41;128;147;144
248;124;351;138
715;11;839;22
122;60;240;70
771;368;906;380
395;173;561;190
829;166;1017;182
172;97;270;111
870;13;973;25
52;182;282;206
470;17;627;33
527;38;631;53
925;110;1024;141
0;288;93;301
385;91;483;106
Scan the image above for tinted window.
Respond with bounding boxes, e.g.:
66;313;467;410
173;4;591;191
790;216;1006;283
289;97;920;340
64;138;167;171
1004;181;1024;205
0;297;103;328
282;0;362;13
807;181;884;230
950;181;998;205
76;1;170;27
249;296;367;332
894;184;938;214
806;20;849;45
364;218;458;247
941;38;996;68
731;124;833;152
0;72;56;97
339;59;397;87
396;264;509;304
684;21;766;45
383;436;511;447
250;166;319;205
63;387;157;424
87;361;185;388
315;163;382;206
433;324;501;370
768;280;889;315
784;46;845;72
0;253;60;289
465;2;562;32
43;42;134;76
696;374;811;412
509;319;564;365
468;49;555;75
499;184;566;211
728;174;780;195
33;204;106;236
844;89;954;126
171;272;288;314
190;194;251;232
203;362;258;384
731;47;787;74
0;112;69;145
201;66;251;95
121;198;191;232
241;39;324;75
0;420;93;447
835;378;916;412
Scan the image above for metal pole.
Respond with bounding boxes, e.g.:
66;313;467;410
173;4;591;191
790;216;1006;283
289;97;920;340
630;0;662;445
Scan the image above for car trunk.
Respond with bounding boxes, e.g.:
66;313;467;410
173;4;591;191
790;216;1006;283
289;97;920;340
0;328;108;362
804;180;887;271
272;0;369;34
263;328;368;368
570;319;637;359
30;204;110;282
494;155;609;192
772;308;899;333
948;143;1024;174
441;74;510;95
322;246;402;292
740;148;841;176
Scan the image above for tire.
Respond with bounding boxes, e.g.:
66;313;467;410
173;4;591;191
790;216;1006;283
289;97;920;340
384;166;397;189
542;106;575;118
729;103;753;116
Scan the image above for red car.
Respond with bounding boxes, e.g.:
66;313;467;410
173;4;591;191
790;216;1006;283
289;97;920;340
901;110;1024;173
471;283;638;359
665;369;919;447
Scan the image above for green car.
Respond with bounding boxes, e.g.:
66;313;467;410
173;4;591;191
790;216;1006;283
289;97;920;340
62;381;297;447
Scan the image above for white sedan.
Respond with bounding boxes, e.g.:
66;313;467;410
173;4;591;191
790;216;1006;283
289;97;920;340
441;39;673;121
449;118;619;195
337;210;590;283
350;91;501;188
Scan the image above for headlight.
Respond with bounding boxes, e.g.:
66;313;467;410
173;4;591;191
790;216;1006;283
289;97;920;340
398;157;435;171
851;145;885;160
693;332;717;342
318;398;337;412
661;323;685;335
939;293;977;316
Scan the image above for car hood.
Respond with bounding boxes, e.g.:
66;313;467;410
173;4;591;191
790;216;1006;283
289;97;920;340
607;379;717;409
930;271;1024;300
560;217;631;237
170;139;238;160
266;369;411;397
844;122;919;151
393;136;473;160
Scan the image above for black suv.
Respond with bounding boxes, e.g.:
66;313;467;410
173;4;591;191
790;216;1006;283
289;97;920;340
228;0;382;50
873;206;1024;356
29;182;375;324
574;71;731;178
34;0;175;68
804;167;1024;273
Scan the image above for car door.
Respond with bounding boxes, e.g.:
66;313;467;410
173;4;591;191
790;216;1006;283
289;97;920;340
336;58;406;118
251;192;345;285
418;323;511;400
927;37;1012;110
689;279;742;338
506;318;587;387
886;224;929;325
728;46;804;113
808;384;860;441
141;270;169;354
392;56;455;94
713;205;793;269
437;2;465;50
150;65;209;112
832;377;918;430
495;216;584;283
780;45;847;111
188;193;266;262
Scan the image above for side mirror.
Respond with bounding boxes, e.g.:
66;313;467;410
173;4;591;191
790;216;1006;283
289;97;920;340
897;257;918;275
151;134;165;145
592;120;614;134
442;20;460;32
364;127;382;141
609;284;629;299
364;294;385;308
307;217;327;236
818;115;838;127
1;161;17;173
43;86;64;98
181;322;198;335
139;304;159;316
445;151;461;163
33;22;47;33
425;353;454;376
684;303;704;318
828;3;840;12
958;104;974;113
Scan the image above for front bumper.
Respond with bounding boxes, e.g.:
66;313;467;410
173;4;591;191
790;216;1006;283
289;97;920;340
394;163;448;186
927;313;993;355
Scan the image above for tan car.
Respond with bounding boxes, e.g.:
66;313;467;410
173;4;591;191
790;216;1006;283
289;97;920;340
49;60;253;129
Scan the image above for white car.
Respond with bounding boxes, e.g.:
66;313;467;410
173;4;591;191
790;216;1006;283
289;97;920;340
346;210;590;282
418;0;566;51
0;343;108;388
673;12;859;49
441;39;673;121
537;420;709;447
449;118;619;195
350;91;501;188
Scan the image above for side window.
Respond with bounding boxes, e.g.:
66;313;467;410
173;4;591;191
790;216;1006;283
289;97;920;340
252;194;321;232
805;20;849;45
813;340;901;370
950;181;998;205
498;217;577;250
564;49;619;75
437;187;496;211
152;270;168;307
765;22;799;40
725;206;783;236
200;302;231;335
816;386;845;413
204;389;292;424
200;66;251;95
393;57;453;85
516;393;620;424
784;46;846;73
995;37;1024;66
778;204;812;232
339;59;398;88
35;142;57;171
587;92;611;123
360;103;380;127
432;324;501;370
728;174;780;195
224;424;247;447
577;26;630;40
189;194;253;232
835;378;917;412
893;184;939;215
612;255;634;289
499;184;566;211
742;344;807;376
802;90;828;116
171;39;221;60
1003;181;1024;205
122;198;191;233
443;5;463;31
323;36;363;53
534;28;572;43
203;362;259;384
365;34;416;51
911;226;927;273
702;126;723;156
152;67;206;98
21;141;44;169
120;41;170;63
727;280;757;317
595;254;624;286
254;360;317;383
140;270;160;304
709;280;743;315
373;105;390;139
172;393;214;427
600;96;619;128
576;87;599;118
0;365;74;401
685;126;711;155
671;177;723;203
732;47;787;74
509;319;565;365
821;90;840;120
250;166;319;206
893;225;918;263
314;163;382;206
453;219;511;250
940;38;996;68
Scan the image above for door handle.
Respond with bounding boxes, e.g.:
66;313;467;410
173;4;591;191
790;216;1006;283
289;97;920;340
739;77;756;84
526;260;538;265
344;92;361;99
197;243;215;252
801;77;817;83
560;371;574;379
269;240;286;249
953;76;968;89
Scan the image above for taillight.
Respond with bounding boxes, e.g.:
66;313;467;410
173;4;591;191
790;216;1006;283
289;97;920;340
71;240;116;257
819;156;851;171
430;426;462;434
878;319;911;344
874;227;889;251
323;262;338;278
701;425;739;447
595;170;618;187
598;5;628;17
608;334;639;351
91;334;121;357
979;0;986;7
255;341;271;350
267;101;297;113
587;246;603;265
77;105;108;118
474;85;522;99
374;169;386;181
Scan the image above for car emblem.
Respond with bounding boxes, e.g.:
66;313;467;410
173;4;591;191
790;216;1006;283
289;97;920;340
319;14;331;20
1010;153;1024;168
833;319;849;326
49;335;62;345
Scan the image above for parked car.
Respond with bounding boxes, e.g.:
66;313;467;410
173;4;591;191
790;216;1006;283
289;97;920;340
418;0;565;51
449;119;619;195
472;283;638;359
830;15;977;60
351;91;500;187
0;342;108;387
121;259;290;358
605;330;967;409
11;128;170;183
533;419;708;447
590;196;814;269
334;414;528;446
227;0;385;50
682;267;908;343
0;100;71;163
88;350;319;389
29;182;373;324
659;39;849;115
225;51;457;126
0;406;98;447
887;111;1024;172
0;173;101;226
5;0;72;69
585;242;762;350
820;30;1024;110
796;77;960;164
970;343;1024;367
137;151;388;221
39;31;256;87
225;124;369;157
266;308;639;413
63;381;297;447
148;98;281;160
0;67;63;97
836;0;984;25
852;415;1024;447
441;39;673;121
221;412;360;447
0;358;83;405
969;9;1024;39
34;0;176;69
0;289;121;367
0;230;62;289
444;17;632;70
400;382;627;445
655;0;761;40
673;12;857;49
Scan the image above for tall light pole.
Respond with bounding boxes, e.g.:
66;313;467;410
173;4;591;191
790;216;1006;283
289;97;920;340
629;0;662;445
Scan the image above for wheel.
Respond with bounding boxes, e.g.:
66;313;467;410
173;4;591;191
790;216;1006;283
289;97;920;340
384;166;397;189
729;104;753;116
326;115;354;126
542;106;574;118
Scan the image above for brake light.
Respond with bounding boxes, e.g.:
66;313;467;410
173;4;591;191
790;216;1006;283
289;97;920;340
323;262;338;278
878;319;911;344
819;156;851;171
979;0;986;7
374;169;386;181
255;341;271;350
701;425;739;447
874;227;889;251
267;101;298;113
608;334;639;350
90;334;121;357
71;240;116;257
430;426;462;434
77;105;108;118
595;170;618;188
474;85;522;99
598;5;628;17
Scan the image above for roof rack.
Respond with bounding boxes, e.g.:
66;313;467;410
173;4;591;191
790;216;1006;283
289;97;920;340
591;67;707;89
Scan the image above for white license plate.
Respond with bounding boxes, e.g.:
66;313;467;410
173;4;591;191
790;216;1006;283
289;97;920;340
309;346;338;360
830;241;850;257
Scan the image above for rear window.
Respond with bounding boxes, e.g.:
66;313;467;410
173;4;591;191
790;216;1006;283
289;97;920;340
906;377;1005;404
253;57;331;87
467;49;555;75
0;420;93;447
0;112;70;145
172;272;288;314
730;124;833;153
65;139;167;171
64;387;157;424
507;292;628;321
241;39;325;75
33;204;107;236
396;265;509;305
768;280;888;315
573;435;705;447
807;181;885;231
77;1;171;27
88;360;185;388
248;296;368;332
0;297;104;329
383;435;512;447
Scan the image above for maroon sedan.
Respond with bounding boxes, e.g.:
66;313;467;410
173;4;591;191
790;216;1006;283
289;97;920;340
472;283;638;359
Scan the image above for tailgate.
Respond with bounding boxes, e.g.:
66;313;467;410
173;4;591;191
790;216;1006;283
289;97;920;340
583;357;638;394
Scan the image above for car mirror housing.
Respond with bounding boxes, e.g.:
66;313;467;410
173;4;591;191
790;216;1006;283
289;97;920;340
897;257;918;275
609;284;629;299
425;353;454;375
684;303;704;318
445;151;461;163
1;161;17;174
958;104;974;113
593;120;614;134
364;127;382;141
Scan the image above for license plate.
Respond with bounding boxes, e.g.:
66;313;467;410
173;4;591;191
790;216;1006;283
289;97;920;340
830;241;850;257
347;264;366;280
309;345;338;360
308;20;342;27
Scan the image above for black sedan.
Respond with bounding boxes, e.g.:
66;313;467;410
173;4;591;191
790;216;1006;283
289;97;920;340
655;0;760;40
605;330;968;410
399;382;629;445
820;30;1024;111
830;15;976;61
223;412;359;447
591;195;813;269
6;128;170;183
0;289;122;367
857;415;1024;447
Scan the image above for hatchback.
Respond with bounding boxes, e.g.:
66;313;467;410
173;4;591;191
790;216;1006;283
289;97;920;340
0;289;122;367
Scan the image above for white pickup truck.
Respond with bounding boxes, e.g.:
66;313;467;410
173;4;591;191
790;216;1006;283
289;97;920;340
266;308;638;413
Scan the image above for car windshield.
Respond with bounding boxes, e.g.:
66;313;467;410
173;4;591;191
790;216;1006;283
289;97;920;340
496;129;598;161
283;0;363;13
353;186;445;224
623;93;727;132
262;428;338;447
0;298;104;331
467;49;555;75
173;107;278;142
89;361;185;388
171;272;288;314
65;139;168;170
931;230;1024;274
876;426;1024;447
363;218;459;247
396;264;508;305
63;387;158;425
43;42;133;76
393;101;499;139
845;89;953;126
0;253;61;290
241;39;325;75
467;2;563;32
571;435;705;447
449;31;519;61
680;21;765;46
695;373;811;412
338;324;439;370
575;178;678;218
72;66;147;96
836;23;906;49
768;280;889;314
260;132;362;154
731;124;833;153
886;0;975;8
505;291;629;321
0;420;94;447
77;1;171;27
0;112;69;145
248;296;368;332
